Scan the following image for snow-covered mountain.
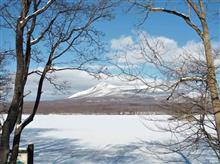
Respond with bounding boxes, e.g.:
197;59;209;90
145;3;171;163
68;82;165;99
69;82;120;98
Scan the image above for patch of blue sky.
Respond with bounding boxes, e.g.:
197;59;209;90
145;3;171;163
96;1;219;46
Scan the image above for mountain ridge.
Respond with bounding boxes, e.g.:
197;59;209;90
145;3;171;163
68;82;165;99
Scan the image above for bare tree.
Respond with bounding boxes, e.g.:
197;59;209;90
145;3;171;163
111;0;220;161
128;0;220;143
0;0;115;163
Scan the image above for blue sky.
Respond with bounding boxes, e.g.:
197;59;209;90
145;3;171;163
95;1;219;46
2;1;219;52
0;0;220;52
1;1;220;100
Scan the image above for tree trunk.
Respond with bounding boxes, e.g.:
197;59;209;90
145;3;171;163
0;144;9;164
204;38;220;138
9;128;22;164
201;16;220;149
0;19;25;163
0;100;21;163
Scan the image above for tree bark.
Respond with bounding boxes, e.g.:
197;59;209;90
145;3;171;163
201;17;220;147
9;127;22;164
0;18;25;164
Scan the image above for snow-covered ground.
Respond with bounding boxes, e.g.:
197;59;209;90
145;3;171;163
20;115;218;164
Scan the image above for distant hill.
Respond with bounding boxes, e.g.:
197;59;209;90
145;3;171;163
4;82;204;115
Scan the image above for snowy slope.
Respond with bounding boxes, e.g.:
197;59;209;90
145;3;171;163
69;82;122;98
68;82;164;99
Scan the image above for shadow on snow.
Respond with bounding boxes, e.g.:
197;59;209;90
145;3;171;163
20;128;218;164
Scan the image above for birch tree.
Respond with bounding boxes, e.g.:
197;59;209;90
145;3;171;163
131;0;219;141
115;0;219;160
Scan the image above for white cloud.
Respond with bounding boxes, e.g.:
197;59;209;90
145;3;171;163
108;32;209;77
111;36;134;50
23;69;137;100
24;69;99;100
111;32;205;63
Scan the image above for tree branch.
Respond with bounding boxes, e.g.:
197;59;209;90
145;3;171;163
21;0;54;27
149;7;203;38
187;0;202;18
167;76;206;100
30;15;57;45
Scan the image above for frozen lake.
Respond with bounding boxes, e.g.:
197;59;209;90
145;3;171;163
20;115;218;163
